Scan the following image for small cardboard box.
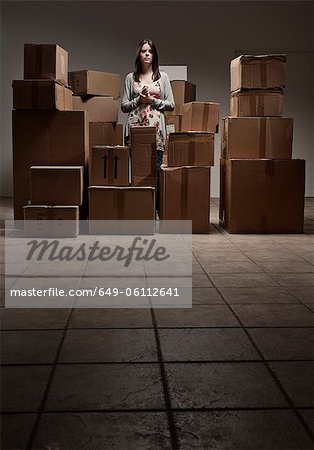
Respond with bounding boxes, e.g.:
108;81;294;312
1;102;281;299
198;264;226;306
30;166;84;205
24;44;68;85
230;54;286;92
168;132;214;167
23;205;79;237
220;159;305;233
171;80;196;104
12;80;73;110
69;70;121;98
90;146;129;186
160;166;210;233
230;89;283;117
88;186;155;234
222;117;293;159
181;102;220;133
130;127;157;187
73;96;118;122
166;115;182;135
130;126;156;146
165;104;183;117
89;123;123;151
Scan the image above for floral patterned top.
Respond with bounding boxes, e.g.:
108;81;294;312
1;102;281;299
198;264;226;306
128;80;165;152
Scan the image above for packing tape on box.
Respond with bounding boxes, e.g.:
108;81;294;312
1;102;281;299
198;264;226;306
115;189;125;220
260;63;267;88
260;214;268;233
31;81;40;109
259;118;267;158
202;104;210;131
180;169;189;219
35;46;43;78
188;142;196;165
265;159;276;177
108;148;114;184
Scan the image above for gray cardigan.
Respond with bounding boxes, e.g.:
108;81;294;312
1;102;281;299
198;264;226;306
121;71;175;147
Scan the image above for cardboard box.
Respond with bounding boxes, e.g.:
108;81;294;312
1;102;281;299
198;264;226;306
30;166;83;205
12;110;88;220
90;123;123;151
181;102;220;133
168;132;214;167
130;126;156;146
12;80;73;110
222;117;293;159
73;96;118;122
69;70;121;98
165;104;183;117
130;127;157;187
24;44;68;85
230;89;283;117
160;166;210;233
166;115;182;135
90;146;129;186
88;186;155;234
171;80;196;104
230;54;286;92
23;205;79;237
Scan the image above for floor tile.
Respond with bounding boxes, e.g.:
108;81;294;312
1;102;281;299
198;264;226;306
68;308;153;328
0;308;71;330
1;365;51;412
195;251;250;262
298;409;314;435
0;330;62;364
192;273;213;287
192;287;224;304
159;328;260;361
174;410;313;449
202;261;263;274
231;304;314;327
272;273;314;287
1;413;37;450
256;261;314;274
59;329;158;362
244;250;305;262
33;412;171;449
219;286;298;304
155;305;239;327
166;363;288;408
210;273;279;288
286;286;314;302
45;364;165;411
248;328;314;360
270;362;314;407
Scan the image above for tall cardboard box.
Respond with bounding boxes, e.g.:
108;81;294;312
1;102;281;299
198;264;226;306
24;44;68;85
12;110;88;220
73;96;118;122
230;54;286;92
171;80;196;104
12;80;73;110
23;205;79;237
220;159;305;233
130;127;157;187
88;186;155;234
69;70;121;98
89;123;123;150
90;146;129;186
222;117;293;159
160;166;210;233
168;132;214;167
230;90;283;117
30;166;83;205
181;102;220;133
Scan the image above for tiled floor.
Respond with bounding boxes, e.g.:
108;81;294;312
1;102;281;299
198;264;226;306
1;197;314;449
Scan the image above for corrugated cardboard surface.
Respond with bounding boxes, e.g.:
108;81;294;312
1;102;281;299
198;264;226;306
30;166;83;205
165;115;182;134
69;70;121;98
23;205;79;237
12;80;73;110
222;117;293;159
90;146;129;186
73;96;118;122
230;54;286;92
220;159;305;233
230;90;283;117
160;166;210;233
181;102;220;133
130;127;157;187
24;44;68;86
165;104;183;117
130;126;156;145
12;110;88;220
171;80;196;104
168;132;214;167
89;123;123;152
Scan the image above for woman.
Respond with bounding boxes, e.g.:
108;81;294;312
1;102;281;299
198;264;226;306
121;38;175;181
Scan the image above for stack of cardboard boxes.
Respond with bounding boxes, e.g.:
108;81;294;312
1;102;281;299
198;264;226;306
161;80;220;233
220;54;305;233
12;44;88;236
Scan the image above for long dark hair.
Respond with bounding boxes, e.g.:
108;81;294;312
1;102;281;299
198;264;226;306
134;38;160;82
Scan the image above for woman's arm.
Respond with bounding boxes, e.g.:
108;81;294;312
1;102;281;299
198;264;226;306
151;72;175;112
121;73;141;113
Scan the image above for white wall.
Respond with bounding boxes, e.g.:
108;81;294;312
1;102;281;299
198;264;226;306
1;0;313;197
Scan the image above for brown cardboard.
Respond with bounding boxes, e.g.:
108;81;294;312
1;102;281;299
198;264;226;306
69;70;121;98
12;80;73;110
230;89;283;117
168;132;214;167
171;80;196;104
88;186;155;234
222;117;293;159
220;159;305;233
89;123;123;150
23;205;79;237
130;126;156;145
12;110;88;220
230;54;286;92
130;127;157;187
73;96;118;122
165;104;183;117
165;115;182;134
24;44;68;85
90;146;129;186
30;166;83;205
181;102;220;133
160;166;210;233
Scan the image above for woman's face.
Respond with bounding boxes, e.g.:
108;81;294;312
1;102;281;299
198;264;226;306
140;43;153;66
